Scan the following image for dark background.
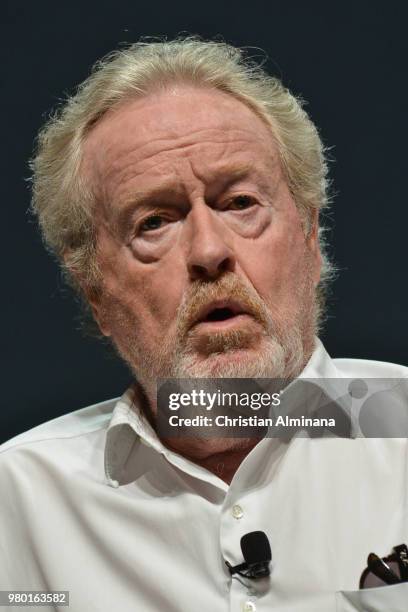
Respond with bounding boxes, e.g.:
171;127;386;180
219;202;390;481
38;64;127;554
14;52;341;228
2;1;407;444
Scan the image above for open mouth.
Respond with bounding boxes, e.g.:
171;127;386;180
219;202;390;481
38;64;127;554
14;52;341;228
192;301;252;329
203;307;238;322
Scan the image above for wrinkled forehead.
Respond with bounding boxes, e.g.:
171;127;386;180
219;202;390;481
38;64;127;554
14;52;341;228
81;85;282;198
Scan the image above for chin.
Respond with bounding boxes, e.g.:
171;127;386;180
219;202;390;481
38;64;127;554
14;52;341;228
173;339;289;379
200;349;262;378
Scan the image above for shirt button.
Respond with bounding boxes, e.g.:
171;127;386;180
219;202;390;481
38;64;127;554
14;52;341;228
243;602;256;612
232;504;244;519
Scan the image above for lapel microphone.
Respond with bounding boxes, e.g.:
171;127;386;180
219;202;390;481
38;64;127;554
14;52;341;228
226;531;272;579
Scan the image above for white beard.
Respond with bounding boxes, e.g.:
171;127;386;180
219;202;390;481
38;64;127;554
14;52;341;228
135;263;317;384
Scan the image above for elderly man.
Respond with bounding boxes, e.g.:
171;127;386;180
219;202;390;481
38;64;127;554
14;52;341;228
1;38;407;611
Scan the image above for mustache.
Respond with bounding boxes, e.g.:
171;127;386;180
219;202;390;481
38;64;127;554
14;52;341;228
175;272;273;339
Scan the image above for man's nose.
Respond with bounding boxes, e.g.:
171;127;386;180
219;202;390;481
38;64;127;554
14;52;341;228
185;202;236;281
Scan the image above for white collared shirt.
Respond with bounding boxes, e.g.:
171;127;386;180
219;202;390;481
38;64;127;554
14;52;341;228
1;339;408;612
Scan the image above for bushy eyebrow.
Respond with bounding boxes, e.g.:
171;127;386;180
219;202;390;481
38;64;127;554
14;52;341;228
113;161;268;235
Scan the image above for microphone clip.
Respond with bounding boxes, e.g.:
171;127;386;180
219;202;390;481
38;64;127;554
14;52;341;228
226;560;270;579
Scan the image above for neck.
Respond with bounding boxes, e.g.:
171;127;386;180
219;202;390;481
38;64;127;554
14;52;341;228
162;437;262;484
132;382;261;484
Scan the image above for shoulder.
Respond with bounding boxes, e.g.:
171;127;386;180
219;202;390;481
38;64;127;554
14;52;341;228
332;356;408;378
0;397;119;583
0;397;117;462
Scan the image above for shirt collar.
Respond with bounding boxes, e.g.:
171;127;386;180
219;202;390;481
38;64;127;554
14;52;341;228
276;337;356;439
104;337;353;486
104;384;168;487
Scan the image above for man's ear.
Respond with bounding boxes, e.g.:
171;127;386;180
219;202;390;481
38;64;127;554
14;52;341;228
306;209;322;286
63;251;112;337
84;287;112;337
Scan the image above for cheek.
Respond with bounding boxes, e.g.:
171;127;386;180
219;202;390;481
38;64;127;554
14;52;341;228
239;223;308;304
136;266;184;325
97;234;185;330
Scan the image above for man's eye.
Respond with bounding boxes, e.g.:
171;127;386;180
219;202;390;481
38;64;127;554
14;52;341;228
227;195;256;210
139;215;166;232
